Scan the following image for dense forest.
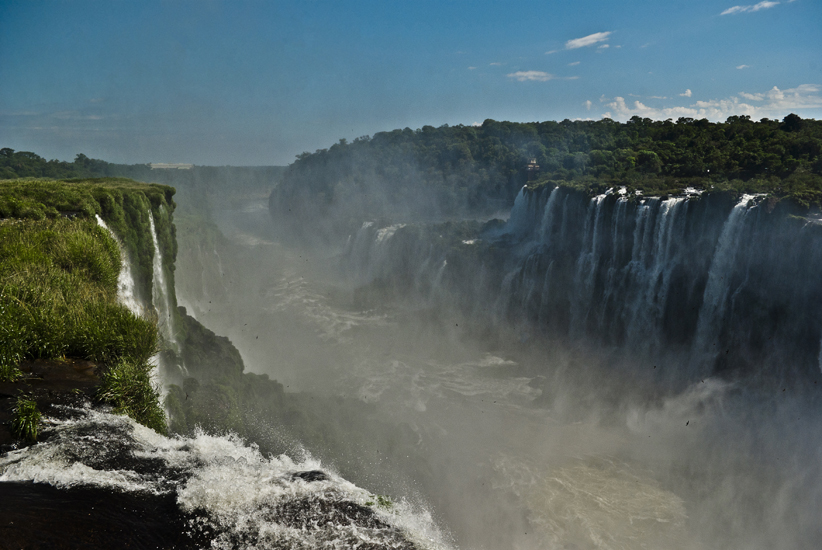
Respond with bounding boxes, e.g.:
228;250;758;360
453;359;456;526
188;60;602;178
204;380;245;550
0;149;284;205
271;114;822;231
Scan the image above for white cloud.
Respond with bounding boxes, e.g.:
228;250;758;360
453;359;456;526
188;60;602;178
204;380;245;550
602;84;822;121
721;1;779;15
507;70;554;82
597;44;610;49
585;100;593;110
490;62;502;66
568;61;581;66
472;121;482;127
545;50;558;55
565;31;611;50
736;64;750;69
680;89;693;97
468;66;477;70
739;91;764;100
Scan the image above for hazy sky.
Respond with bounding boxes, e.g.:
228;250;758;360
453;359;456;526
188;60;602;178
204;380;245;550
1;0;820;165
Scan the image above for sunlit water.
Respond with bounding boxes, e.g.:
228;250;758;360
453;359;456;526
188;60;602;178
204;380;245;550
0;406;450;550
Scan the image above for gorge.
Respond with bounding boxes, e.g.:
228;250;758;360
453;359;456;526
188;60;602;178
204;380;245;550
2;114;822;549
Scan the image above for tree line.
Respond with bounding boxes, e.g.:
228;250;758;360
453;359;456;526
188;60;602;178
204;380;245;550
274;114;822;222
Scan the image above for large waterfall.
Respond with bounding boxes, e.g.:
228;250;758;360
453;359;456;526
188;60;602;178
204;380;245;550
345;185;822;385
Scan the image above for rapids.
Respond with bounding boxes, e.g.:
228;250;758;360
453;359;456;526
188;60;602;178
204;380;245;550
0;406;448;550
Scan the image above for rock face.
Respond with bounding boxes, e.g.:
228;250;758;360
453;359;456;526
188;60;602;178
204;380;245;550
177;306;245;381
344;186;822;386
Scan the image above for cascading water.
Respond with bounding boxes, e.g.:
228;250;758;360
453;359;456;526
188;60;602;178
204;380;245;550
343;185;822;381
149;211;177;349
95;214;144;316
0;406;450;550
691;194;758;373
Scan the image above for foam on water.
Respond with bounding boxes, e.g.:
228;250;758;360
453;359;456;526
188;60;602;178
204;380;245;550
0;407;452;550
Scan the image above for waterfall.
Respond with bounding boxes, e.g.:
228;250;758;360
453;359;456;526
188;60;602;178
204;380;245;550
95;215;143;316
569;193;609;338
341;187;822;381
504;186;539;239
623;197;687;353
692;194;757;371
148;212;176;349
0;408;451;550
537;186;562;244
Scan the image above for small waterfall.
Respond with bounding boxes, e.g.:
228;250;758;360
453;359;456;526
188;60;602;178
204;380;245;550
505;186;536;238
95;215;143;316
537;186;562;245
149;212;176;349
569;194;608;338
623;197;687;352
692;194;757;370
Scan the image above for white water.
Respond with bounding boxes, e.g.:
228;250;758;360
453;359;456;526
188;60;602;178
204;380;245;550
692;194;757;371
148;212;177;348
95;214;144;316
0;407;450;550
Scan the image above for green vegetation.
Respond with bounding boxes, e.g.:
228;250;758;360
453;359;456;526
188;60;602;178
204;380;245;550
0;178;177;307
0;178;175;434
0;364;23;382
0;218;157;365
273;114;822;227
365;495;394;510
97;359;166;434
11;396;41;441
1;149;284;220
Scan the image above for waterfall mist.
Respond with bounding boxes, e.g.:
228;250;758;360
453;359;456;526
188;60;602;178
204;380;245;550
171;179;822;550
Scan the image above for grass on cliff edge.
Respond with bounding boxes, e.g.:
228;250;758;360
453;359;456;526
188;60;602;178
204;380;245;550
0;217;166;434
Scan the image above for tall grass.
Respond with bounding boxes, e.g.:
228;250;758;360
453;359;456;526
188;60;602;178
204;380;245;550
11;396;41;441
0;217;165;433
98;359;167;434
0;218;158;364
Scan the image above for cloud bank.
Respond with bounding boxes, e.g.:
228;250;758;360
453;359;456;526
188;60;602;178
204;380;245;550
601;84;822;121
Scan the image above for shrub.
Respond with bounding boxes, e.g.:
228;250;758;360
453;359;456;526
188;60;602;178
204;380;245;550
11;396;41;441
97;359;167;434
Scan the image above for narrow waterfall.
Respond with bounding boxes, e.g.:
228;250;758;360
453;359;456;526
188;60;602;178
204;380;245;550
149;212;177;349
95;214;144;316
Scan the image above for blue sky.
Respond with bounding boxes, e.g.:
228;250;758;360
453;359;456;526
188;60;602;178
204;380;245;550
1;0;820;165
